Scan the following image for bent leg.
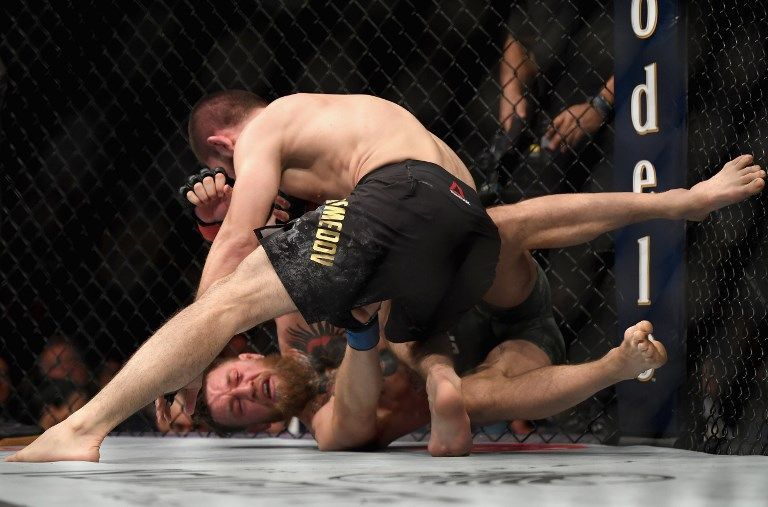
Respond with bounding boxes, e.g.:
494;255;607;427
463;321;668;425
394;337;472;457
7;247;296;462
462;339;551;430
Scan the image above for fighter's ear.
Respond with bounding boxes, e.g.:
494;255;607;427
206;135;235;157
238;352;265;361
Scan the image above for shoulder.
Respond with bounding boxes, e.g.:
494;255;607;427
236;94;322;151
263;93;326;117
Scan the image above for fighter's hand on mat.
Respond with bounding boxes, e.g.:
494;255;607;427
155;375;203;424
544;102;605;153
155;398;194;434
179;167;233;224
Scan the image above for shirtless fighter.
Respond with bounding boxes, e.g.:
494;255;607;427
6;90;764;461
8;91;504;461
184;152;764;451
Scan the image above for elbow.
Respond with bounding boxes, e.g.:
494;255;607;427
214;231;260;259
316;432;377;452
317;439;342;452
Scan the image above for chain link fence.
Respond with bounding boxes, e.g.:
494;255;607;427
676;0;768;455
0;0;638;446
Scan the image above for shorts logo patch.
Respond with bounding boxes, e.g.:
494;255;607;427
310;199;349;266
450;181;471;206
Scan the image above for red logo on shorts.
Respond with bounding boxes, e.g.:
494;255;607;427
450;181;471;206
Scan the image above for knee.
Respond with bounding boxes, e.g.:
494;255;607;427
487;205;524;246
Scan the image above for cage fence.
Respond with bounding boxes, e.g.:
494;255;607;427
0;0;765;454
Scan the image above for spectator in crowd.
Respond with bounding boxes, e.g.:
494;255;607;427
38;336;91;389
35;380;89;430
496;2;617;414
497;0;614;198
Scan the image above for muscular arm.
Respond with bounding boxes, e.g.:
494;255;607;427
499;34;538;129
311;344;383;451
275;312;383;450
196;128;282;299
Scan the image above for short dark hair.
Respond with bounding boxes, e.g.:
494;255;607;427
193;357;245;437
187;90;268;162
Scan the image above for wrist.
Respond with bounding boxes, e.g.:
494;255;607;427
196;221;221;243
194;212;223;226
590;93;614;120
346;317;380;351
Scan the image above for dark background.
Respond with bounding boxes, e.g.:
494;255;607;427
1;0;766;453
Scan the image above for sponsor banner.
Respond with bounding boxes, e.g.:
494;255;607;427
614;0;686;437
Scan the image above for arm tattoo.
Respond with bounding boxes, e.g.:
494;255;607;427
286;322;347;367
379;349;400;377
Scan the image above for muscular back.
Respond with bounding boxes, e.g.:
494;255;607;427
236;94;475;203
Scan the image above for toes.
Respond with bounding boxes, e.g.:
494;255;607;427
637;320;653;333
730;154;754;170
740;173;766;186
652;340;669;365
748;177;766;194
738;164;762;175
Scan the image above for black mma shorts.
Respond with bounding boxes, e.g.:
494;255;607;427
450;260;566;375
260;160;500;342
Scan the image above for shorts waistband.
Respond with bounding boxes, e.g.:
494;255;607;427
358;159;456;186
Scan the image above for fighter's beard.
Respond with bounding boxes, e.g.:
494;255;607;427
262;354;319;419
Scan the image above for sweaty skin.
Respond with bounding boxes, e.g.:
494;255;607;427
3;93;484;463
201;317;668;451
222;94;473;201
4;92;763;463
194;93;479;456
197;154;766;451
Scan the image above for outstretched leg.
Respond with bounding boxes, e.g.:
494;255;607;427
482;154;764;308
489;154;764;253
6;248;296;462
463;321;667;424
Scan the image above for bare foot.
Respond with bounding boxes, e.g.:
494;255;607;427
425;365;472;457
607;321;668;381
4;419;103;463
684;154;765;221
